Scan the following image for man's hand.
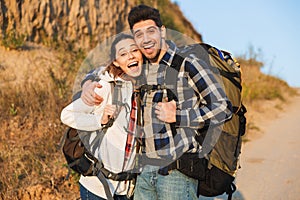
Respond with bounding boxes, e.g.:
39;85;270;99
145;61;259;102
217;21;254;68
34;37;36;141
81;80;103;106
155;98;177;123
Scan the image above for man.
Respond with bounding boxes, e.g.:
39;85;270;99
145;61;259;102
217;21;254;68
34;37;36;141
81;5;232;200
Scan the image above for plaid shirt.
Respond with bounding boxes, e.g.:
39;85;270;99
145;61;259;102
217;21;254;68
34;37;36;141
138;40;232;161
123;91;140;171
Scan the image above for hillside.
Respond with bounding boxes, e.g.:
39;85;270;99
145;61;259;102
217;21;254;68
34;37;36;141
0;0;298;199
0;0;202;51
0;1;200;199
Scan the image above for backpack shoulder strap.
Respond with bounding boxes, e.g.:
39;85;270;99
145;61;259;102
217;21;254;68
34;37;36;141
88;79;125;145
171;53;185;70
102;81;123;130
164;53;184;101
111;80;123;106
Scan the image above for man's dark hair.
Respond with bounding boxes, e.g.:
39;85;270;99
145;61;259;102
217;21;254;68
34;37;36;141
128;4;163;29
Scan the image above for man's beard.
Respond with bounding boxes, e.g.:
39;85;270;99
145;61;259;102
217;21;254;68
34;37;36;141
148;48;161;63
148;37;163;63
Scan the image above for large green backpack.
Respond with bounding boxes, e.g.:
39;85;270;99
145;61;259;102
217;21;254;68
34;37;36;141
138;43;247;199
177;43;246;199
191;43;247;174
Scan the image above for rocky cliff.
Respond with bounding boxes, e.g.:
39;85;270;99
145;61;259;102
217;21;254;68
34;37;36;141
0;0;202;50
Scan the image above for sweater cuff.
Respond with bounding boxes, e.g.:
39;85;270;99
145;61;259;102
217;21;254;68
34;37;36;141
175;109;189;127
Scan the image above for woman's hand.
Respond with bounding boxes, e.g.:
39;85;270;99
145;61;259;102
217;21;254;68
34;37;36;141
101;104;117;125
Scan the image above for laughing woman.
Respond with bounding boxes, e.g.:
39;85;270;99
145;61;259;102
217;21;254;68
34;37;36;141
60;33;143;200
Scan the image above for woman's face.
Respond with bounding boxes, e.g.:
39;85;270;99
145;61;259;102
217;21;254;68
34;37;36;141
113;38;143;78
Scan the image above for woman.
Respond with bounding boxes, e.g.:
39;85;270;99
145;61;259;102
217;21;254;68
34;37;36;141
61;33;143;200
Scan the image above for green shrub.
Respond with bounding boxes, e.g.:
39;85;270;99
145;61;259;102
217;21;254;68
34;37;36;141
1;30;26;50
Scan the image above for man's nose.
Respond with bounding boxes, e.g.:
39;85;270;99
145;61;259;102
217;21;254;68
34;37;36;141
142;32;151;43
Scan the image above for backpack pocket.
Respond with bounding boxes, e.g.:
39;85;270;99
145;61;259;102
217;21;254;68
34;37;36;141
198;165;235;197
62;128;96;176
175;153;207;180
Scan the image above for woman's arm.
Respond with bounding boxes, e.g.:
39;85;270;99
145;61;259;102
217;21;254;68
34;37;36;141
60;80;111;131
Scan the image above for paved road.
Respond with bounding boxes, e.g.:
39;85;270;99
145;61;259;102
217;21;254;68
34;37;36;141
200;90;300;200
234;91;300;200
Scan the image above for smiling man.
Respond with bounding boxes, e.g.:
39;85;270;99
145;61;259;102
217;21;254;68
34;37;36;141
127;5;232;200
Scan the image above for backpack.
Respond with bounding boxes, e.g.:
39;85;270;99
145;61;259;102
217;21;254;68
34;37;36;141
138;43;247;200
59;81;137;200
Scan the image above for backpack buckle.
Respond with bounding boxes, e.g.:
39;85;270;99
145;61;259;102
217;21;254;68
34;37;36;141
176;159;181;169
139;84;153;94
139;84;164;94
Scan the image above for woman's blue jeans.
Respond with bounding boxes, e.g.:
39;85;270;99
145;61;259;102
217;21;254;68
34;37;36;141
80;183;130;200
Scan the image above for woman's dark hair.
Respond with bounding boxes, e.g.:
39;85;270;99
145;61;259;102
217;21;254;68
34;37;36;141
106;33;134;78
128;4;162;30
110;33;134;61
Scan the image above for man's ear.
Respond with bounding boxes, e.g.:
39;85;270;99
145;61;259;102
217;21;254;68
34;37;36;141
161;25;166;39
113;61;120;67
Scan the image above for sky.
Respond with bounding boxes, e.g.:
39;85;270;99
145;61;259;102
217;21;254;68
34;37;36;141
171;0;300;87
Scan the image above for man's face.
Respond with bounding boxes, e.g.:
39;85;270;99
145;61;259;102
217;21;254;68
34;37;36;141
132;20;165;63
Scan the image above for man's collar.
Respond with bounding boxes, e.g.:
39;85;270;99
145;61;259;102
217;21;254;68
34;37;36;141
160;40;178;66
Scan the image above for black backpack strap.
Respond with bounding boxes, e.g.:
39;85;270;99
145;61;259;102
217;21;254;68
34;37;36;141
111;80;123;106
102;81;123;130
87;81;122;200
155;53;185;175
226;182;237;200
166;53;184;139
95;168;114;200
165;53;184;101
234;103;247;157
99;166;137;181
89;80;124;151
83;81;121;157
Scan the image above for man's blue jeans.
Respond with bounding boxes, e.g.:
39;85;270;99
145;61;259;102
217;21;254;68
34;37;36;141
133;166;198;200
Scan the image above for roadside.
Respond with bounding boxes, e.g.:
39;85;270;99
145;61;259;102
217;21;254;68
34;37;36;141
234;88;300;200
201;88;300;200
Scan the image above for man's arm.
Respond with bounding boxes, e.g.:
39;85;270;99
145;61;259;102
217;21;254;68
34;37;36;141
153;59;232;127
81;80;103;106
80;69;104;106
61;79;111;131
175;58;232;129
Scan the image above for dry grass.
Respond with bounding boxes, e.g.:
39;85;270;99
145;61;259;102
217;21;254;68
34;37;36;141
237;57;298;142
240;59;296;103
0;43;84;199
